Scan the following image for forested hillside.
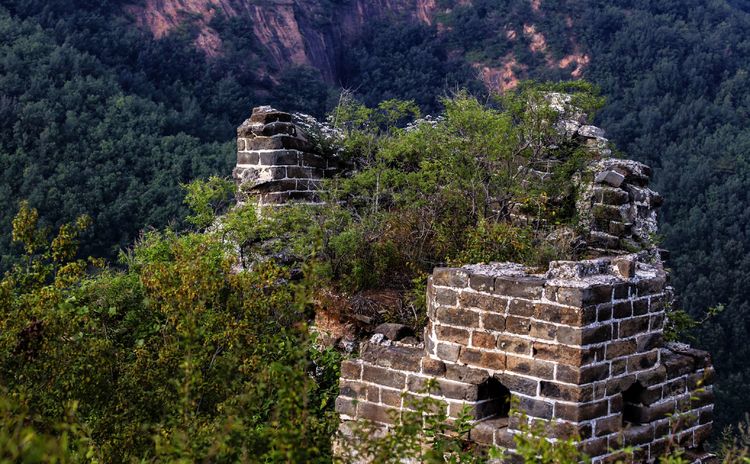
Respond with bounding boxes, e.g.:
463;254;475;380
2;0;750;437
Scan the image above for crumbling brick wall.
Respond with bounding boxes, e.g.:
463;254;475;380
337;256;714;463
232;106;340;205
334;161;715;462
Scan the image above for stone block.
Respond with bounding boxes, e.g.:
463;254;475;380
472;331;497;349
459;292;507;312
436;343;461;362
533;342;591;366
693;423;713;446
619;315;651;337
624;399;674;423
636;332;664;352
364;385;380;402
648;438;670;461
249;107;293;124
494;275;545;299
496;372;539;396
469;274;494;292
433;268;469;287
529;320;558;340
636;364;667;385
506;316;531;335
535;302;584;325
300;152;327;168
436;325;470;345
594;414;623;436
358;401;397;425
609;394;623;413
402;392;446;414
434;379;481;401
340;360;362;380
459;347;506;371
605;339;637;360
359;343;423;372
621;423;655;446
632;298;649;316
594;186;630;205
449;397;505;420
552;285;613;307
604;374;636;396
237;151;260;165
421;357;446;376
497;334;532;355
335;396;357;417
253;179;298;194
496;428;516;448
639;385;664;406
540;381;594;402
687;368;715;389
380;388;402;407
362;364;406;390
507;355;554;380
662;352;695;378
699;406;714;424
555;399;608;421
556;363;610;384
690;389;715;409
469;419;496;445
517;396;554;419
259;150;299;166
435;287;458;306
585;324;614;344
626;350;658;372
508;298;535;317
636;274;667;295
444;363;490;384
612;301;632;319
482;312;506;331
247;135;311;151
581;437;609;457
608;221;632;236
595;170;625;188
339;379;366;399
436;305;479;327
650;313;666;331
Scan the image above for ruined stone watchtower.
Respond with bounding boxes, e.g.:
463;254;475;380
233;106;715;463
333;160;715;462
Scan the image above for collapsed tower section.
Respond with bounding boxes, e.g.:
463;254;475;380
335;166;715;463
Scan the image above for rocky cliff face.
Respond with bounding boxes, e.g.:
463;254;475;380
125;0;587;90
126;0;437;83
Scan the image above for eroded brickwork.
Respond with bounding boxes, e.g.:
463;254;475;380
334;168;715;463
232;106;340;205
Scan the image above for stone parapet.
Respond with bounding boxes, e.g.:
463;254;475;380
335;254;715;463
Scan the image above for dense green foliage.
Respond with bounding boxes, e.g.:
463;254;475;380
0;201;342;462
